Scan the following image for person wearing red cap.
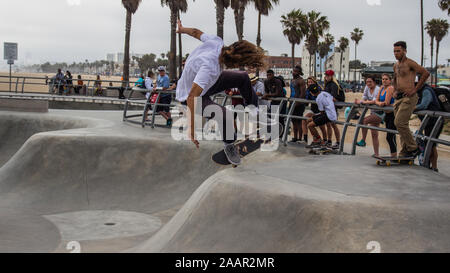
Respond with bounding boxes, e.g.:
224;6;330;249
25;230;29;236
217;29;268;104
324;70;344;149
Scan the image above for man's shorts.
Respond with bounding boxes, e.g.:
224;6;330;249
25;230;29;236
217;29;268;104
312;112;331;127
156;95;172;113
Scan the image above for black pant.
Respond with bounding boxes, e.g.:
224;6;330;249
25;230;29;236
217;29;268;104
385;112;397;154
202;71;258;143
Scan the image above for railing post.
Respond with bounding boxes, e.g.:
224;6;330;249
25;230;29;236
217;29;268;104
351;106;369;155
282;99;295;146
21;78;26;93
15;77;19;93
150;92;162;129
423;116;444;168
339;104;356;154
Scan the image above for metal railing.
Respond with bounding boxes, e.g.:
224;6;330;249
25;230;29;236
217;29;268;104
123;87;177;129
0;75;140;97
1;75;449;169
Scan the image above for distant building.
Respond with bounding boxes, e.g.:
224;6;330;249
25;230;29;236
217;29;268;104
116;53;124;64
303;44;350;81
437;65;450;78
259;55;301;80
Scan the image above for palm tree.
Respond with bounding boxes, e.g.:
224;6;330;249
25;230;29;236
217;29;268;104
338;37;349;81
350;28;364;82
434;19;449;84
231;0;250;41
215;0;231;39
426;19;439;82
318;41;329;78
121;0;142;84
254;0;280;48
281;9;308;70
161;0;189;80
439;0;450;15
421;0;424;66
322;33;334;76
305;11;330;77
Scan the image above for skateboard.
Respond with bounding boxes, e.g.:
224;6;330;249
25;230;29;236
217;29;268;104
212;123;284;167
373;155;415;167
308;146;339;155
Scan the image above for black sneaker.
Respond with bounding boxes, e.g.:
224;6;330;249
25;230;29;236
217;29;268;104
289;138;298;143
306;141;322;149
224;143;241;165
166;118;173;127
404;149;420;158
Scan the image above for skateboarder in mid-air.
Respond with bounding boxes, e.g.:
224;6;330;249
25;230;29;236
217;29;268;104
175;20;267;165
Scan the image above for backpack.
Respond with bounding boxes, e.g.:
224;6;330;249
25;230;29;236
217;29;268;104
433;87;450;112
333;80;346;102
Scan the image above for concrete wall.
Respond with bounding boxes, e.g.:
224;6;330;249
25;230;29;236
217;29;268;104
0;98;48;113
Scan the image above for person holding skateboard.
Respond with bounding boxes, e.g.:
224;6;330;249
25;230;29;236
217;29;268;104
175;20;266;165
392;41;430;158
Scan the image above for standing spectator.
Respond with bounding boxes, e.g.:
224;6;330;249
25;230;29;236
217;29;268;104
289;65;306;143
376;74;397;157
416;84;443;172
94;75;103;96
323;70;342;149
263;70;285;126
250;74;268;107
392;41;430;157
157;66;173;127
355;76;382;156
64;71;73;95
74;75;83;95
144;71;156;122
55;68;65;95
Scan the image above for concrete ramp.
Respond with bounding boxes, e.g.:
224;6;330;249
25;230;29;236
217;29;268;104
133;155;450;253
0;111;222;252
1;110;449;253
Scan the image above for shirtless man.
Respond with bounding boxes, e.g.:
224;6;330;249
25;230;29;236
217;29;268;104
289;66;307;143
392;41;430;157
176;20;266;165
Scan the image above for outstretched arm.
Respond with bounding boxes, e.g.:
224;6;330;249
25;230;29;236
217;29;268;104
177;20;203;41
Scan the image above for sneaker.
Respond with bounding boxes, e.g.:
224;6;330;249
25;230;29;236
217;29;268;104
332;142;340;150
224;143;241;165
289;138;299;143
356;140;366;147
403;149;420;158
306;141;322;149
166;118;173;127
326;140;333;148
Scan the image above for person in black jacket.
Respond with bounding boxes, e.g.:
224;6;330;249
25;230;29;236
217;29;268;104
416;84;444;172
324;70;341;149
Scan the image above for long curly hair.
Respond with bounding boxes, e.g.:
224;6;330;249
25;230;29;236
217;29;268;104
219;40;267;69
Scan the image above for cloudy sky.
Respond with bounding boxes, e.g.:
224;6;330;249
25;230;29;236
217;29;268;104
0;0;448;71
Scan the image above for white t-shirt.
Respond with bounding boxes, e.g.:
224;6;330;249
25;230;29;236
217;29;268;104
145;77;154;100
362;85;380;114
316;92;337;121
176;33;224;102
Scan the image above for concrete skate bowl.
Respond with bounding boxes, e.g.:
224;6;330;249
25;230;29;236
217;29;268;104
1;111;450;253
0;112;100;166
0;111;222;252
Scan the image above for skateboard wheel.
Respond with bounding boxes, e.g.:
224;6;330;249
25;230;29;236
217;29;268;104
232;165;237;168
409;161;413;166
386;161;391;167
376;161;380;166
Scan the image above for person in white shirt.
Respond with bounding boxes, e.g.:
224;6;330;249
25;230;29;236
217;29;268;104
144;70;156;121
355;76;382;154
306;88;337;148
176;20;266;165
